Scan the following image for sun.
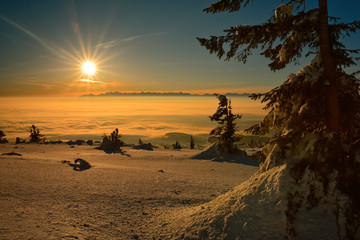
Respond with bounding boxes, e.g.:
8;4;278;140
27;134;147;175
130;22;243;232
82;61;96;76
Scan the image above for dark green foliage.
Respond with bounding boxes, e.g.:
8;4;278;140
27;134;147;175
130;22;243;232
29;125;44;143
0;130;8;143
203;0;253;13
198;1;360;72
190;136;195;149
210;94;242;154
173;140;182;150
99;128;124;151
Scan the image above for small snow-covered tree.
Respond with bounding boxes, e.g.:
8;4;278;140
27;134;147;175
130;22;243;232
195;0;360;238
210;94;242;154
29;125;44;143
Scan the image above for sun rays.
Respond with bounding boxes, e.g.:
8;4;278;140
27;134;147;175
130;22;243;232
0;6;170;96
0;10;122;94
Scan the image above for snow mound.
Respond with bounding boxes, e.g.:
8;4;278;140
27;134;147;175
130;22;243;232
133;143;155;151
191;143;221;160
191;143;247;162
164;162;344;239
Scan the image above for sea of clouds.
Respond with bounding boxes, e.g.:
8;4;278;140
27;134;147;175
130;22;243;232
0;96;266;144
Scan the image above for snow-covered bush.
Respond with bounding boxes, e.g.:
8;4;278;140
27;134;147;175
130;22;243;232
98;128;124;151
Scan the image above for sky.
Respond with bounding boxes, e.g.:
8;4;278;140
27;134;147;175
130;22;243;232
0;0;359;97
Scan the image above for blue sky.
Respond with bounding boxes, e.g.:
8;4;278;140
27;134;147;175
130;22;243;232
0;0;359;96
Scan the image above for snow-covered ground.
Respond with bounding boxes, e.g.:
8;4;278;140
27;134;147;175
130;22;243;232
0;143;258;239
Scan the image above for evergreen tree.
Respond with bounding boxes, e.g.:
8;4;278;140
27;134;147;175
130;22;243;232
210;94;242;154
198;0;360;140
29;125;44;143
196;1;360;238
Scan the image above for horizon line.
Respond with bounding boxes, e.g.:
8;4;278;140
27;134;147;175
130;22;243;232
0;87;273;97
80;91;254;97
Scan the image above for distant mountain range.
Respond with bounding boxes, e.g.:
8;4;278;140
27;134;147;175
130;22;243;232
81;91;252;97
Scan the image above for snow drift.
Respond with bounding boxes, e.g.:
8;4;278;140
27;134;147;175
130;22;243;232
165;135;348;239
192;143;247;162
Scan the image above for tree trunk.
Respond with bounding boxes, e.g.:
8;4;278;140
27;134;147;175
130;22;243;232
318;0;340;133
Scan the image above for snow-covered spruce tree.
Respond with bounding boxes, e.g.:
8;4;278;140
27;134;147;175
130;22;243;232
210;94;242;154
163;1;360;239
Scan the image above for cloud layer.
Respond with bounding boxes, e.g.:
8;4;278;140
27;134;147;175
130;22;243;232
0;96;266;142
